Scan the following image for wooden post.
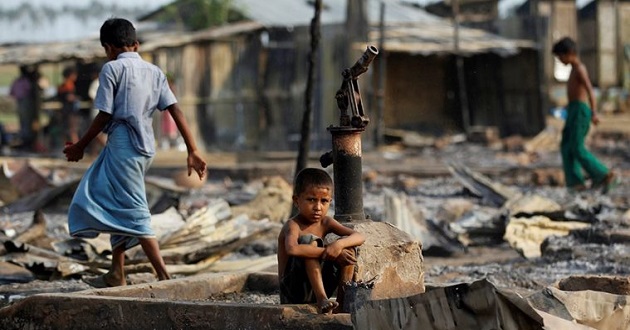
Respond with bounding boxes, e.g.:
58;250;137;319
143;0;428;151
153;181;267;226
294;0;321;180
453;0;471;133
375;2;386;147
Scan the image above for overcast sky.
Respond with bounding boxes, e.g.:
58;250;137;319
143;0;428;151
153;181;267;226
0;0;172;44
0;0;594;44
0;0;172;9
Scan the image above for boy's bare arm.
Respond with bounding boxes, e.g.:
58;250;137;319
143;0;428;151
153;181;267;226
166;104;207;179
284;221;325;259
64;111;111;162
322;219;366;260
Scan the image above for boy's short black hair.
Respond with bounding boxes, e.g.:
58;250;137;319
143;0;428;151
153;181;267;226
100;18;137;48
552;37;577;55
293;168;333;196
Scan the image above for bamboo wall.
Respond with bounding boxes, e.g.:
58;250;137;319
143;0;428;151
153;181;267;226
147;25;351;151
579;0;630;88
145;25;542;151
382;50;542;137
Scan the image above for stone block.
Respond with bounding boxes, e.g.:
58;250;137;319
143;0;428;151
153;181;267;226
348;221;424;300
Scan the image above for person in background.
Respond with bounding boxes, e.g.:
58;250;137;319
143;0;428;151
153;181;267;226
552;37;617;193
10;65;38;151
57;66;80;144
86;65;106;155
159;73;181;150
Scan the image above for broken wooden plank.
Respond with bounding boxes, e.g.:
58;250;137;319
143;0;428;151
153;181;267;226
160;216;274;264
383;188;464;256
3;241;75;263
13;210;46;244
447;161;521;207
231;176;293;223
0;180;79;214
0;253;89;279
0;261;34;284
160;200;232;248
51;238;103;263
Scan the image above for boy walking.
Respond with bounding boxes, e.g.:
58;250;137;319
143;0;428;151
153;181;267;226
552;37;615;193
64;18;207;287
277;168;365;314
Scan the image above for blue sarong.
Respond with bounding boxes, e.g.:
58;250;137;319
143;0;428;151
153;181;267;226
68;124;154;250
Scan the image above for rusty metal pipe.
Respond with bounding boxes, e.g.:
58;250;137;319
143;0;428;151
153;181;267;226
348;45;379;79
328;127;365;221
322;46;378;222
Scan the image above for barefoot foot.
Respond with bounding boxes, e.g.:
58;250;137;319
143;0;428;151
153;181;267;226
82;272;126;288
318;299;339;314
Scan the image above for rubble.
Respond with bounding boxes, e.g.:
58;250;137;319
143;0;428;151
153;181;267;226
352;277;630;330
504;216;590;258
231;175;293;223
0;116;629;328
383;189;463;256
0;169;279;288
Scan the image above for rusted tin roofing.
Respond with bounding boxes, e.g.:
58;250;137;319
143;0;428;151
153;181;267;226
232;0;442;26
0;21;263;65
0;38;106;65
371;23;535;56
139;21;263;50
0;0;532;65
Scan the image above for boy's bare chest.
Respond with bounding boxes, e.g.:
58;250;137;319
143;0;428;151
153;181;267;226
566;69;587;100
568;70;578;86
297;222;327;237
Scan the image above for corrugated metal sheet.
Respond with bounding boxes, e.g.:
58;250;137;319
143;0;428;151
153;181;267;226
235;0;533;56
0;38;106;65
233;0;442;27
0;0;533;65
0;22;263;65
140;21;263;50
372;23;535;56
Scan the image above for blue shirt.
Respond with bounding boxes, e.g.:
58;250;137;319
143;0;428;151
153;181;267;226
93;52;177;156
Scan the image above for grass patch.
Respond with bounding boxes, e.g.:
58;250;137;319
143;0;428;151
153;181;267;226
0;65;18;87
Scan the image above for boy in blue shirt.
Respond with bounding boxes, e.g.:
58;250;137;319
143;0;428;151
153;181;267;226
64;18;207;287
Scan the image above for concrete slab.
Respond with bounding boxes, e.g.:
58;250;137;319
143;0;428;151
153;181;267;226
0;272;352;330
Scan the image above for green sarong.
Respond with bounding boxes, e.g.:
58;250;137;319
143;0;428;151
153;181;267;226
560;101;609;188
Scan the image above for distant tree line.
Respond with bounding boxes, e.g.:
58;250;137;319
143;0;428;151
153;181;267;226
0;0;241;32
0;1;150;26
147;0;242;31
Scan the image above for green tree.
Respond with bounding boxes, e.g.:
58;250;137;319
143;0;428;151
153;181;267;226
160;0;239;31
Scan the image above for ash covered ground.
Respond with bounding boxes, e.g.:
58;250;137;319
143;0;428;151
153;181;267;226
361;134;630;291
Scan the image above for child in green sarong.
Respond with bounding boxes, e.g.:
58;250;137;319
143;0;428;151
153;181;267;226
552;37;615;193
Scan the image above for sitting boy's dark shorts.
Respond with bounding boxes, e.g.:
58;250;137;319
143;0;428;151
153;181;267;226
279;234;339;304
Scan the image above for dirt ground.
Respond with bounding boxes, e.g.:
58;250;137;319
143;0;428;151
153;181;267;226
1;114;630;307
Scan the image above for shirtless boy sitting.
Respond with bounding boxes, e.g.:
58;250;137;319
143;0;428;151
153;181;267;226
277;168;365;314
